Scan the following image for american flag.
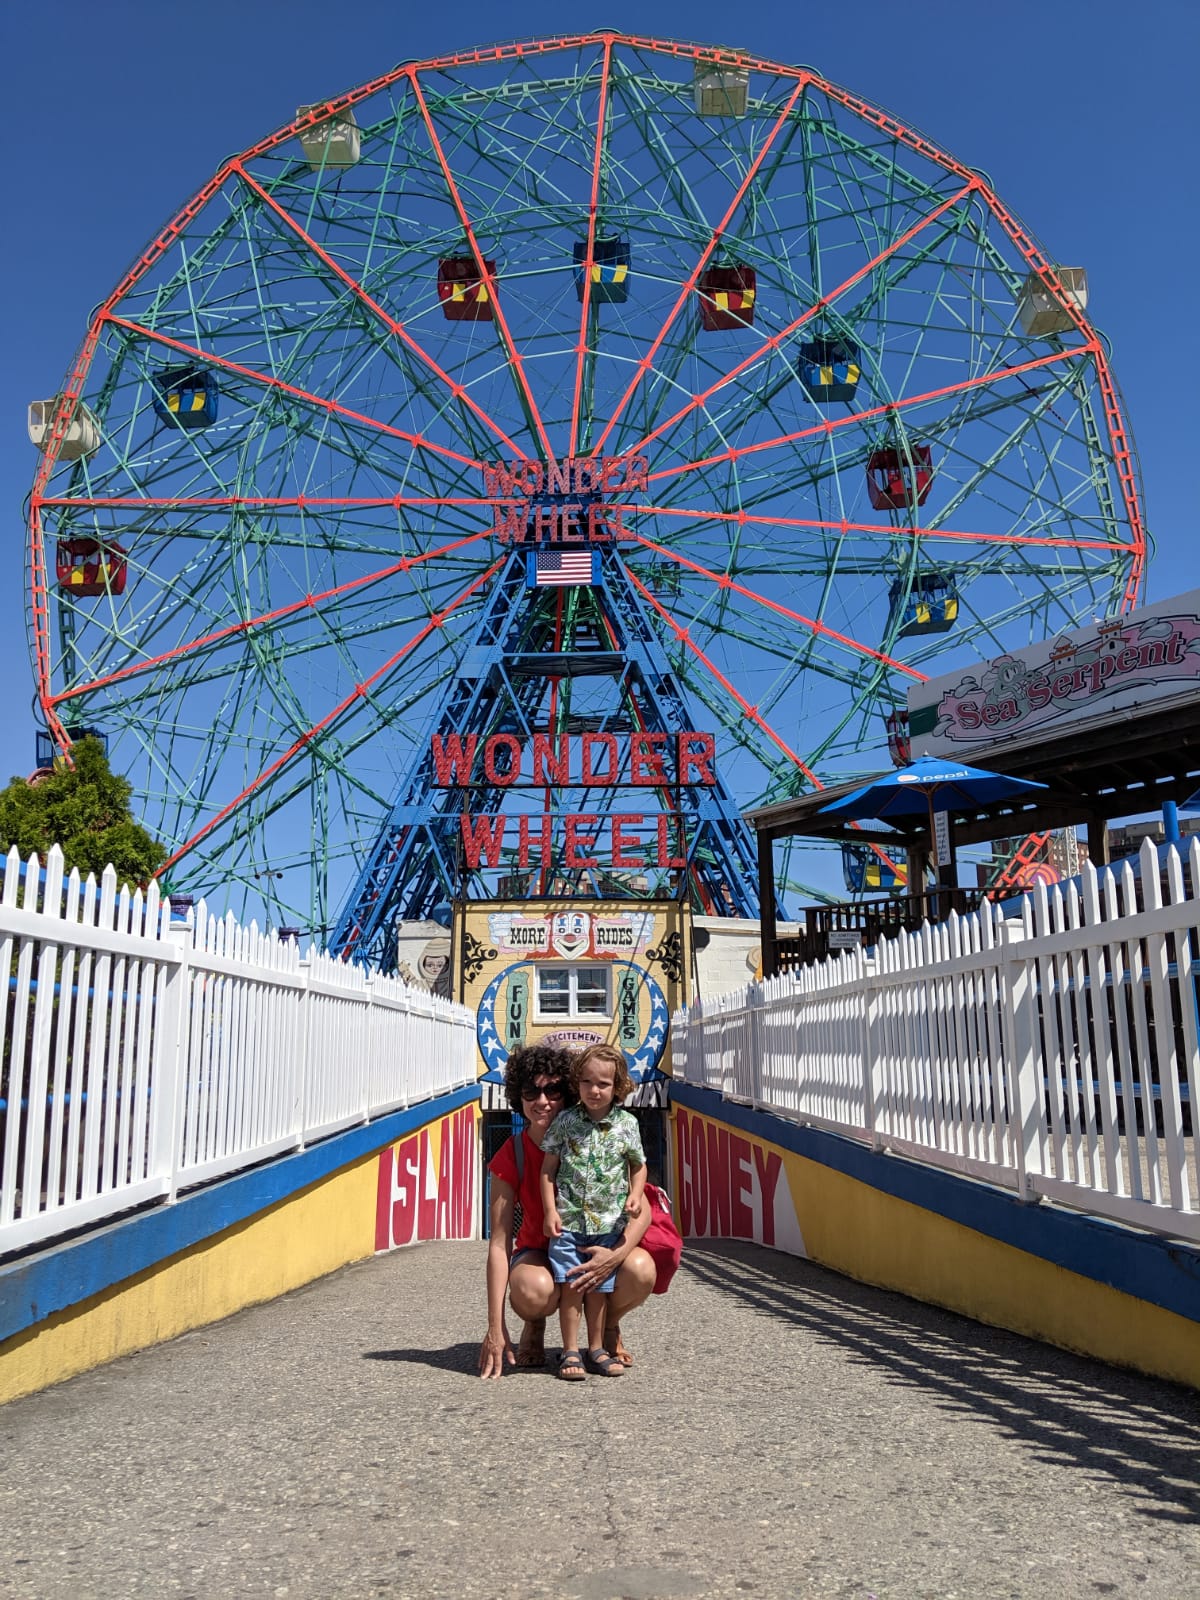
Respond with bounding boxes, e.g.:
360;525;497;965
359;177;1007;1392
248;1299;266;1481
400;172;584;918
525;549;598;588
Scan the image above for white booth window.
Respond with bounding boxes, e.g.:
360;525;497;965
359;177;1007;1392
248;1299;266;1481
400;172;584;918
534;964;612;1022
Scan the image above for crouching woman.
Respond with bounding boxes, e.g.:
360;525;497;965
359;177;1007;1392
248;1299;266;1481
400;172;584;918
477;1043;655;1378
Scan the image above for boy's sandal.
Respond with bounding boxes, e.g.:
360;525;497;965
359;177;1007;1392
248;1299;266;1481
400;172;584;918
585;1347;626;1377
557;1350;587;1382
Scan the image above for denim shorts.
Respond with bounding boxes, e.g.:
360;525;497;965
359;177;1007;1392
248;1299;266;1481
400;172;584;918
548;1227;624;1293
508;1246;549;1272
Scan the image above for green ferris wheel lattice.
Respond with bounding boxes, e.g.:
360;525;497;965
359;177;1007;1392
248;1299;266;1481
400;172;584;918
25;35;1146;936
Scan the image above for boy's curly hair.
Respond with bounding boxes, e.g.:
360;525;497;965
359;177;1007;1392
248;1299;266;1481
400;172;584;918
569;1043;634;1106
503;1042;577;1114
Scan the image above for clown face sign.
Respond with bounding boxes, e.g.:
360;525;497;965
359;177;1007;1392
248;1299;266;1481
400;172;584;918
551;910;591;959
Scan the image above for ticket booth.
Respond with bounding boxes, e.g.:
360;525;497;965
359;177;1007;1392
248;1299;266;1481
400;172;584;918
454;897;691;1226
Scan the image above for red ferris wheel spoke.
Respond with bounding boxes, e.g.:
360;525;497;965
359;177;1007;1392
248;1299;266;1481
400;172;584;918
630;533;925;681
51;530;496;706
158;556;505;876
622;179;979;462
625;568;821;787
407;67;554;462
810;73;1147;609
28;316;117;745
231;161;530;461
647;345;1094;488
590;77;806;460
105;315;485;472
37;493;496;513
595;602;716;913
39;493;1138;556
568;34;615;457
624;502;1137;556
28;504;74;757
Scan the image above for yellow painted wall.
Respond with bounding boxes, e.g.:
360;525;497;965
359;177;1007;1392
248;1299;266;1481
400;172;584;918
0;1151;378;1408
1;1102;478;1407
672;1103;1200;1391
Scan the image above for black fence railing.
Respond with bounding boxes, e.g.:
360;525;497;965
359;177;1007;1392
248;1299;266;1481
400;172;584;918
773;885;1019;973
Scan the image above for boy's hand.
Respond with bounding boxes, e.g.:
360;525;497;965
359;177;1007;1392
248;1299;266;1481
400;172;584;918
545;1209;564;1238
624;1193;643;1217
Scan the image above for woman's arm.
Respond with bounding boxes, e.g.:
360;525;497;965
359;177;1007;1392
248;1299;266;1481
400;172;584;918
478;1178;516;1380
565;1186;652;1293
539;1152;563;1237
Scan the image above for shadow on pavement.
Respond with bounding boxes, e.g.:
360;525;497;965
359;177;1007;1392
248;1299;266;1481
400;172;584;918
362;1344;562;1377
362;1343;480;1372
683;1240;1200;1526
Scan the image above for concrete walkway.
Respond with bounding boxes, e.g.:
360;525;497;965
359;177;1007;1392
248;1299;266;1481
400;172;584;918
1;1240;1197;1599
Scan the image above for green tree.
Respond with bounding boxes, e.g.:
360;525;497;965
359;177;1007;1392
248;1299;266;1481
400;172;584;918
0;737;165;885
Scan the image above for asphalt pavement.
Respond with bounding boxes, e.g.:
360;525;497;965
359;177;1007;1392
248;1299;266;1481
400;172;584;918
1;1239;1197;1599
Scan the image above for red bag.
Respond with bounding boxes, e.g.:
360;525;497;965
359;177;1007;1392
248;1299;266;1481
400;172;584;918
641;1183;683;1294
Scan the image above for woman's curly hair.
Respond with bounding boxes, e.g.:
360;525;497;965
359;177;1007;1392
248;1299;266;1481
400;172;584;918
503;1042;577;1114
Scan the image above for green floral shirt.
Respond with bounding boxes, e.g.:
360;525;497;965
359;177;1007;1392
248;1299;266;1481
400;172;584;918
542;1103;645;1233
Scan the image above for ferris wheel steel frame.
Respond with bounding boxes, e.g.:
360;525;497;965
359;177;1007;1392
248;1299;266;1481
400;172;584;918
25;33;1147;936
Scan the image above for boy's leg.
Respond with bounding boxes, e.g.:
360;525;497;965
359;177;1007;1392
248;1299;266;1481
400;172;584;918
584;1286;625;1376
558;1287;584;1375
550;1232;587;1380
582;1289;607;1356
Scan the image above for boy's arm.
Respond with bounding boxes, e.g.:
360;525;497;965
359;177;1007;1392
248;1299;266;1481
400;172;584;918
540;1152;563;1236
625;1158;648;1215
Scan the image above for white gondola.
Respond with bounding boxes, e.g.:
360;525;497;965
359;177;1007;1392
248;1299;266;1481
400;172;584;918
27;397;100;461
296;104;361;170
694;56;749;117
1016;266;1088;337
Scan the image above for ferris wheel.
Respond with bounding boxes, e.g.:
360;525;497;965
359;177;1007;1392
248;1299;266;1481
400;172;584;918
26;33;1146;936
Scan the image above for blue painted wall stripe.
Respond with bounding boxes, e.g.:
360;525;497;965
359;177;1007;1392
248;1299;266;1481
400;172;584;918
0;1086;479;1345
671;1082;1200;1326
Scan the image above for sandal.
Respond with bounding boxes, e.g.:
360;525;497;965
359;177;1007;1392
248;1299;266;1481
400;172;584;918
585;1347;626;1377
603;1327;634;1368
515;1319;547;1369
557;1350;587;1382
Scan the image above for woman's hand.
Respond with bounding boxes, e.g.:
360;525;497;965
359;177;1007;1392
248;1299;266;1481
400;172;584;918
565;1238;626;1294
478;1325;515;1380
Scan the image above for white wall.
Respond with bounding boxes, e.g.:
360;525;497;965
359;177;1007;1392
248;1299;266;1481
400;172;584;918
691;915;798;999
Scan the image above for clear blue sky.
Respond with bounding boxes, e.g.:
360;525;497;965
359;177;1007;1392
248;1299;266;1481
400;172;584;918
3;0;1195;843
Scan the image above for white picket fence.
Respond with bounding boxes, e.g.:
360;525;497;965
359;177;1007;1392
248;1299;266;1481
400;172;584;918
674;836;1200;1243
0;847;477;1256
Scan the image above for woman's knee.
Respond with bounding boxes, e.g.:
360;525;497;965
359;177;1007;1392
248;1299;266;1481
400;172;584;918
508;1262;559;1319
613;1247;656;1309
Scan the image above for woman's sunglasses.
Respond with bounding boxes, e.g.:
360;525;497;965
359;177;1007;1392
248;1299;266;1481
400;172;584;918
522;1080;566;1102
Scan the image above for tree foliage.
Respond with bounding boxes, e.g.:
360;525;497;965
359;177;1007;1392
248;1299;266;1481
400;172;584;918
0;737;165;885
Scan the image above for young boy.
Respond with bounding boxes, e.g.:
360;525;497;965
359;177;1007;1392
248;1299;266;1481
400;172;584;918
540;1044;647;1380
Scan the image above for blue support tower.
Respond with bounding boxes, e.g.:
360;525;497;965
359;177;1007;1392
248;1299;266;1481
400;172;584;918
328;548;770;970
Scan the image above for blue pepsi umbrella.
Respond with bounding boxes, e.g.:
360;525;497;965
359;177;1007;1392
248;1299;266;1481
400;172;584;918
819;755;1048;855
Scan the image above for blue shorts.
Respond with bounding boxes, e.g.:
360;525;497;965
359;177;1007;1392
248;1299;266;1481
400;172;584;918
508;1246;548;1272
548;1228;625;1293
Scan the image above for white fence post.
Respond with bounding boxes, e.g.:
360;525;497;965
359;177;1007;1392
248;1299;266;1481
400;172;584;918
363;975;375;1125
151;928;191;1203
999;918;1045;1198
296;957;313;1151
747;981;765;1108
861;957;884;1151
